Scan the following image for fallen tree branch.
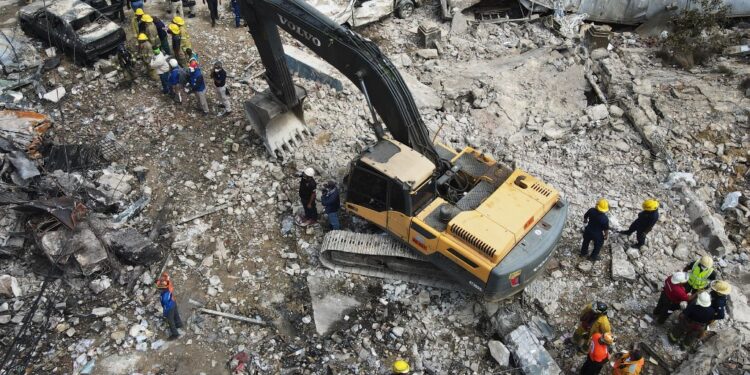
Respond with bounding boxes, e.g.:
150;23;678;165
198;308;266;326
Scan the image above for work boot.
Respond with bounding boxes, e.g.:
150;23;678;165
168;333;180;340
589;255;600;262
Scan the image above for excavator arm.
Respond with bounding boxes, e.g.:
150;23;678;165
237;0;442;166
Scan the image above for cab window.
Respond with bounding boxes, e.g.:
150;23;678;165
347;166;387;211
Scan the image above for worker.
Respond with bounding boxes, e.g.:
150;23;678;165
618;199;659;249
683;255;716;293
669;291;715;349
210;61;231;114
204;0;220;27
137;33;153;75
580;332;614;375
182;0;197;18
166;58;181;101
392;360;410;374
653;271;691;324
155;273;182;339
141;14;159;49
572;301;610;352
167;0;184;18
581;198;610;261
185;60;209;114
612;349;645;375
709;280;731;321
186;48;199;65
173;16;192;53
298;168;318;226
150;48;171;94
321;180;341;230
131;8;144;36
230;0;242;27
153;16;171;56
167;23;185;67
128;0;145;12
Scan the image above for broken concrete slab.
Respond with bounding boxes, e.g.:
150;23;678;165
0;275;22;298
488;340;510;367
611;244;637;281
675;183;737;255
96;169;133;201
102;228;161;266
70;226;108;275
522;277;561;316
415;49;438;59
400;72;443;110
505;325;561;375
306;275;361;336
42;86;66;103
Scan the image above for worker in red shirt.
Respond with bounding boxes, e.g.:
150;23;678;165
653;272;691;324
580;332;614;375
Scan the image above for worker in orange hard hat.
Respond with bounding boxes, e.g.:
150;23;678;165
155;272;182;339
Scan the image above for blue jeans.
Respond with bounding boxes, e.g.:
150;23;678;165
327;211;340;230
131;0;144;10
159;72;170;94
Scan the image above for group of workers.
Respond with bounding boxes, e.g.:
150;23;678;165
296;168;341;229
127;0;244;26
580;198;660;262
125;5;235;115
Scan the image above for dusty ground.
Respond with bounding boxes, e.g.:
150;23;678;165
0;0;749;374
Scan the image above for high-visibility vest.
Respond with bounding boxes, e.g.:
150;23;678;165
588;333;609;362
688;262;713;290
613;353;644;375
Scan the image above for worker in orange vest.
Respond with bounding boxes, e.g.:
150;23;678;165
580;332;614;375
612;350;645;375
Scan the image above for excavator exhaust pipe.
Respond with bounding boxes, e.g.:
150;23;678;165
243;85;312;158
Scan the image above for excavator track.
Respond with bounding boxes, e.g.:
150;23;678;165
320;230;468;292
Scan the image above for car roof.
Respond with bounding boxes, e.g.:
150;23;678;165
46;0;96;22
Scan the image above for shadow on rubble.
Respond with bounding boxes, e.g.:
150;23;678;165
1;109;165;284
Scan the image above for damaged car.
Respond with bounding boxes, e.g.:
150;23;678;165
308;0;421;27
19;0;125;65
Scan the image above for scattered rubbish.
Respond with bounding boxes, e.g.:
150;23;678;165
198;308;266;326
0;110;52;158
721;192;742;211
230;351;250;374
505;325;561;374
7;150;40;180
113;196;151;224
280;215;294;235
42;86;66;103
91;307;113;317
12;197;86;229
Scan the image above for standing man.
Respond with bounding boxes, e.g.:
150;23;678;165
619;199;659;249
204;0;220;27
709;280;731;322
141;14;159;50
153;17;171;56
580;332;614;375
298;168;318;226
230;0;242;27
653;272;691;324
167;58;184;103
321;180;341;230
167;0;184;18
185;61;209;114
683;255;716;293
137;33;154;77
173;17;192;53
669;291;715;349
182;0;197;18
131;8;144;36
572;301;611;352
581;198;610;261
211;61;231;114
150;48;171;94
612;349;645;375
155;273;182;339
167;23;185;67
128;0;145;12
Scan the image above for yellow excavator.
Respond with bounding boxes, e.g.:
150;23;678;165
239;0;568;300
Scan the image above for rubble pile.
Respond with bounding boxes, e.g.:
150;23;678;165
0;1;748;374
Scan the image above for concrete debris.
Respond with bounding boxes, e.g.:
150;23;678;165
586;103;609;121
101;228;161;266
89;277;111;294
0;275;22;298
70;226;108;275
415;49;439;59
611;244;637;281
675;184;737;255
307;275;361;335
505;325;561;375
42;86;66;102
91;307;113;317
488;340;510;367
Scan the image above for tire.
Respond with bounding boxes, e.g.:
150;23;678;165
396;0;414;18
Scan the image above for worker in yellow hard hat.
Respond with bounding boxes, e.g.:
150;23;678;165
392;360;410;374
137;33;153;76
172;16;192;52
619;199;660;249
581;199;610;262
167;23;186;67
131;7;145;36
708;280;730;324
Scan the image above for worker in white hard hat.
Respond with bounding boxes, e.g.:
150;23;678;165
669;291;714;349
653;272;691;324
298;167;318;226
683;255;716;293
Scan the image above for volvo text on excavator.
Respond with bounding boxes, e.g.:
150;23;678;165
238;0;568;300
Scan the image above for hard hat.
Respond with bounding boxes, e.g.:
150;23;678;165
134;8;144;15
710;280;731;295
699;255;713;269
592;301;608;314
671;272;688;284
168;23;180;34
601;332;614;345
596;198;609;213
141;14;153;23
172;16;185;26
168;58;178;68
304;168;315;177
696;291;711;307
392;360;410;374
642;199;659;211
137;33;148;41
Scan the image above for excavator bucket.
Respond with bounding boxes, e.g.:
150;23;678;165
243;85;312;158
